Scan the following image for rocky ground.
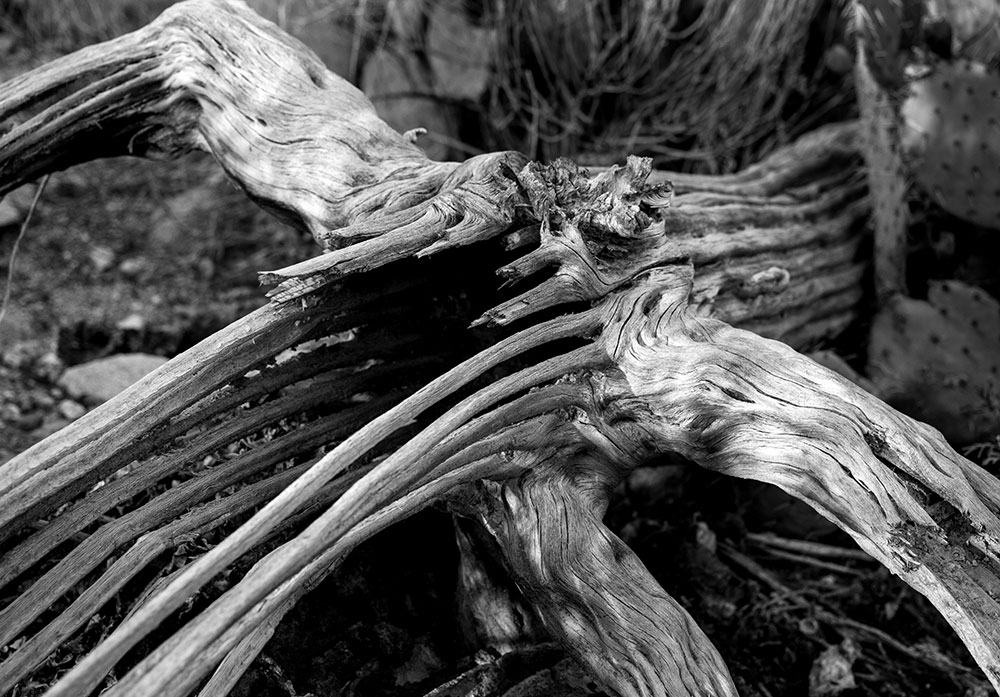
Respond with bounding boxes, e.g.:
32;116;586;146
0;152;317;463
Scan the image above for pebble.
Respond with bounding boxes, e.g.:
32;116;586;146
32;351;65;383
2;340;47;371
0;184;36;228
57;399;87;421
58;353;168;405
89;246;116;274
118;257;146;278
116;313;147;332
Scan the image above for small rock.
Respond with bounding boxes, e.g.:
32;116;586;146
0;34;15;56
823;44;853;75
394;641;444;686
118;257;147;278
0;198;22;229
89;245;116;274
32;351;64;383
799;617;820;636
58;353;169;405
0;184;37;229
694;521;717;554
3;339;53;372
0;403;21;422
31;390;56;409
116;313;147;332
57;399;87;421
197;257;215;279
14;392;33;412
809;638;859;697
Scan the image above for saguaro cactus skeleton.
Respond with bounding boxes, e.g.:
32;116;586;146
1;1;999;696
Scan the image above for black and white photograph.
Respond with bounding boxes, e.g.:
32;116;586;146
1;1;999;695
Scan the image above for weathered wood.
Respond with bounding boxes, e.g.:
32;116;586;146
455;474;740;697
453;519;547;654
0;0;865;349
0;274;430;542
0;463;367;696
0;297;329;538
593;267;1000;690
483;141;866;345
1;2;998;696
43;264;998;697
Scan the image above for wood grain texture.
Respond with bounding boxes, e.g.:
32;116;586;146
594;266;1000;690
0;0;867;344
459;473;740;697
1;2;998;696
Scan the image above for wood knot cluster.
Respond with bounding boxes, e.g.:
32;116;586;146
511;155;673;241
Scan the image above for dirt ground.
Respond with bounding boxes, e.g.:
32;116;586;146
0;152;318;458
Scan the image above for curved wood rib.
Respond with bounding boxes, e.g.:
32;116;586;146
1;2;998;696
595;267;1000;690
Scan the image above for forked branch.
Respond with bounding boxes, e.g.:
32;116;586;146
1;1;998;696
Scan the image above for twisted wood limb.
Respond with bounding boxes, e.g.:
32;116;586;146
439;265;1000;696
592;267;1000;690
453;471;739;697
45;265;1000;696
0;0;865;346
1;1;998;696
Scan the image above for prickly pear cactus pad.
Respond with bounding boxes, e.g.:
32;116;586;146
869;279;1000;444
901;59;1000;229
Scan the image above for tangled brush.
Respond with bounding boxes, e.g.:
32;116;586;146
485;0;838;170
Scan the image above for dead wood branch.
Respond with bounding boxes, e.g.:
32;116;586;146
1;1;998;696
0;0;865;349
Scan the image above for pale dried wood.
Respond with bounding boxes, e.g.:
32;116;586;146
0;462;369;696
0;399;386;663
0;1;997;696
44;251;999;696
0;298;334;539
484;140;867;345
0;0;867;348
40;309;602;697
596;266;1000;690
458;473;740;697
454;520;547;654
0;358;404;591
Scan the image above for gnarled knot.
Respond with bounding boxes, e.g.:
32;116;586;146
510;155;673;241
600;266;698;363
